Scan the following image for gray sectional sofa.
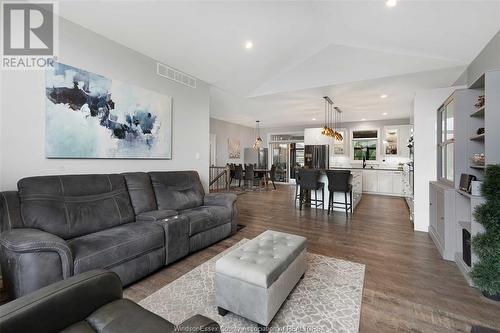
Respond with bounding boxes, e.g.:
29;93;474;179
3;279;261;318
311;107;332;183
0;171;237;299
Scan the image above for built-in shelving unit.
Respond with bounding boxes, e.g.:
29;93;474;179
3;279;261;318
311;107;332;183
469;134;484;141
470;106;485;118
430;70;500;287
467;73;487;177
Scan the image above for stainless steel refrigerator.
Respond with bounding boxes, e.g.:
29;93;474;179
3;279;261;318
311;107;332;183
304;145;329;169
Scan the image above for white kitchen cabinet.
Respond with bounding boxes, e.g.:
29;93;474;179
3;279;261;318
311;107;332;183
429;181;456;261
361;170;405;196
391;171;404;195
362;170;378;192
397;125;413;158
382;125;412;158
377;172;393;194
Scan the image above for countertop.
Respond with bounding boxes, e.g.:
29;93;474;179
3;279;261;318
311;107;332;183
329;167;403;172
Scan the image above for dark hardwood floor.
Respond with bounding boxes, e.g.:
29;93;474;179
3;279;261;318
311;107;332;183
124;184;499;333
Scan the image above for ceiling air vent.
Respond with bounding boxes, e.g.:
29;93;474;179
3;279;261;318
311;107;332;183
157;63;197;88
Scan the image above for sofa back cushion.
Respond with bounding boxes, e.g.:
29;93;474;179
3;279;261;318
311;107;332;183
18;174;135;239
149;171;204;211
123;172;157;215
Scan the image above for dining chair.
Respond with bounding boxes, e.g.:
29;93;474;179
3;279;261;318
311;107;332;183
268;164;277;190
244;164;256;189
234;164;244;187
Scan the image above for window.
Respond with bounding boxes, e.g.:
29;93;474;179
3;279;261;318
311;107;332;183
438;98;455;183
352;130;378;161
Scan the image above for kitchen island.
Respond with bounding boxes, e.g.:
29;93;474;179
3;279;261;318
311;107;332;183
303;167;409;213
318;169;363;213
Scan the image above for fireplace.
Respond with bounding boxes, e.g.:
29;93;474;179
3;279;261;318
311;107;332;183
462;229;471;267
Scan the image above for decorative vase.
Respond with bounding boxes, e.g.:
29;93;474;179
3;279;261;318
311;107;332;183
482;291;500;302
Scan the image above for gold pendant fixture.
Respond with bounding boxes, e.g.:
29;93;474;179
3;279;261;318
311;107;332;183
253;120;263;150
321;96;343;140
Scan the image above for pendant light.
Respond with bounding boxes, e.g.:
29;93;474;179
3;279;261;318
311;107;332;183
321;97;328;136
334;107;343;141
322;96;334;137
253;120;262;150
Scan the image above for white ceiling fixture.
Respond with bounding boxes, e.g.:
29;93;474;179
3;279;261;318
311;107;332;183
312;118;316;121
386;0;398;8
382;112;388;116
245;40;254;50
361;118;366;121
380;94;388;99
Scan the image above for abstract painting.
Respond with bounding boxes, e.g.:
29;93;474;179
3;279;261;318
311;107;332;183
45;62;172;158
228;138;241;159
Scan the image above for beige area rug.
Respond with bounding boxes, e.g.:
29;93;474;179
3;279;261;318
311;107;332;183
139;239;365;333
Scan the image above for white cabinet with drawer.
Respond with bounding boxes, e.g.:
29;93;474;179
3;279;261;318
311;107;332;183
362;170;378;192
377;172;393;194
362;170;405;196
429;181;456;261
391;171;404;195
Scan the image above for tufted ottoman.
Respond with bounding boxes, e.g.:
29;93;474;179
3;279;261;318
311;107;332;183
215;230;307;330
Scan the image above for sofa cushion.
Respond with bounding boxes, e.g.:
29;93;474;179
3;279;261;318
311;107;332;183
18;174;135;239
123;172;157;214
86;299;175;332
182;206;232;236
68;222;164;274
149;171;205;211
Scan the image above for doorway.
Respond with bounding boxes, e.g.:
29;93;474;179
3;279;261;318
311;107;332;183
268;133;304;183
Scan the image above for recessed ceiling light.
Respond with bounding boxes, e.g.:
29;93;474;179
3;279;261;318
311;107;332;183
386;0;397;7
244;41;253;49
361;118;366;121
312;118;316;121
380;94;388;99
382;112;388;116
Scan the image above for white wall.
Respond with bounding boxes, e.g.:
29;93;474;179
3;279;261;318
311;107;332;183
0;17;210;191
209;118;255;166
413;87;458;232
453;30;500;86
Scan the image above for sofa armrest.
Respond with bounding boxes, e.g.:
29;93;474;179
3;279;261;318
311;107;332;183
0;228;74;298
136;209;178;222
204;193;237;209
177;314;221;333
0;270;122;333
204;193;238;234
0;228;73;277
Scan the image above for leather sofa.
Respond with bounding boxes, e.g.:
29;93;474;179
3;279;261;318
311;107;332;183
0;269;221;333
0;171;237;299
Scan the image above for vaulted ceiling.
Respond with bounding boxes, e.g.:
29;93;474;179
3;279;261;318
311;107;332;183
59;1;500;127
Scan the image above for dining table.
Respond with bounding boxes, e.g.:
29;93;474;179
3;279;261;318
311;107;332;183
252;168;270;187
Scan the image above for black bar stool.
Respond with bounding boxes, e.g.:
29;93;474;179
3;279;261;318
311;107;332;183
325;170;353;215
298;169;324;211
294;169;301;206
